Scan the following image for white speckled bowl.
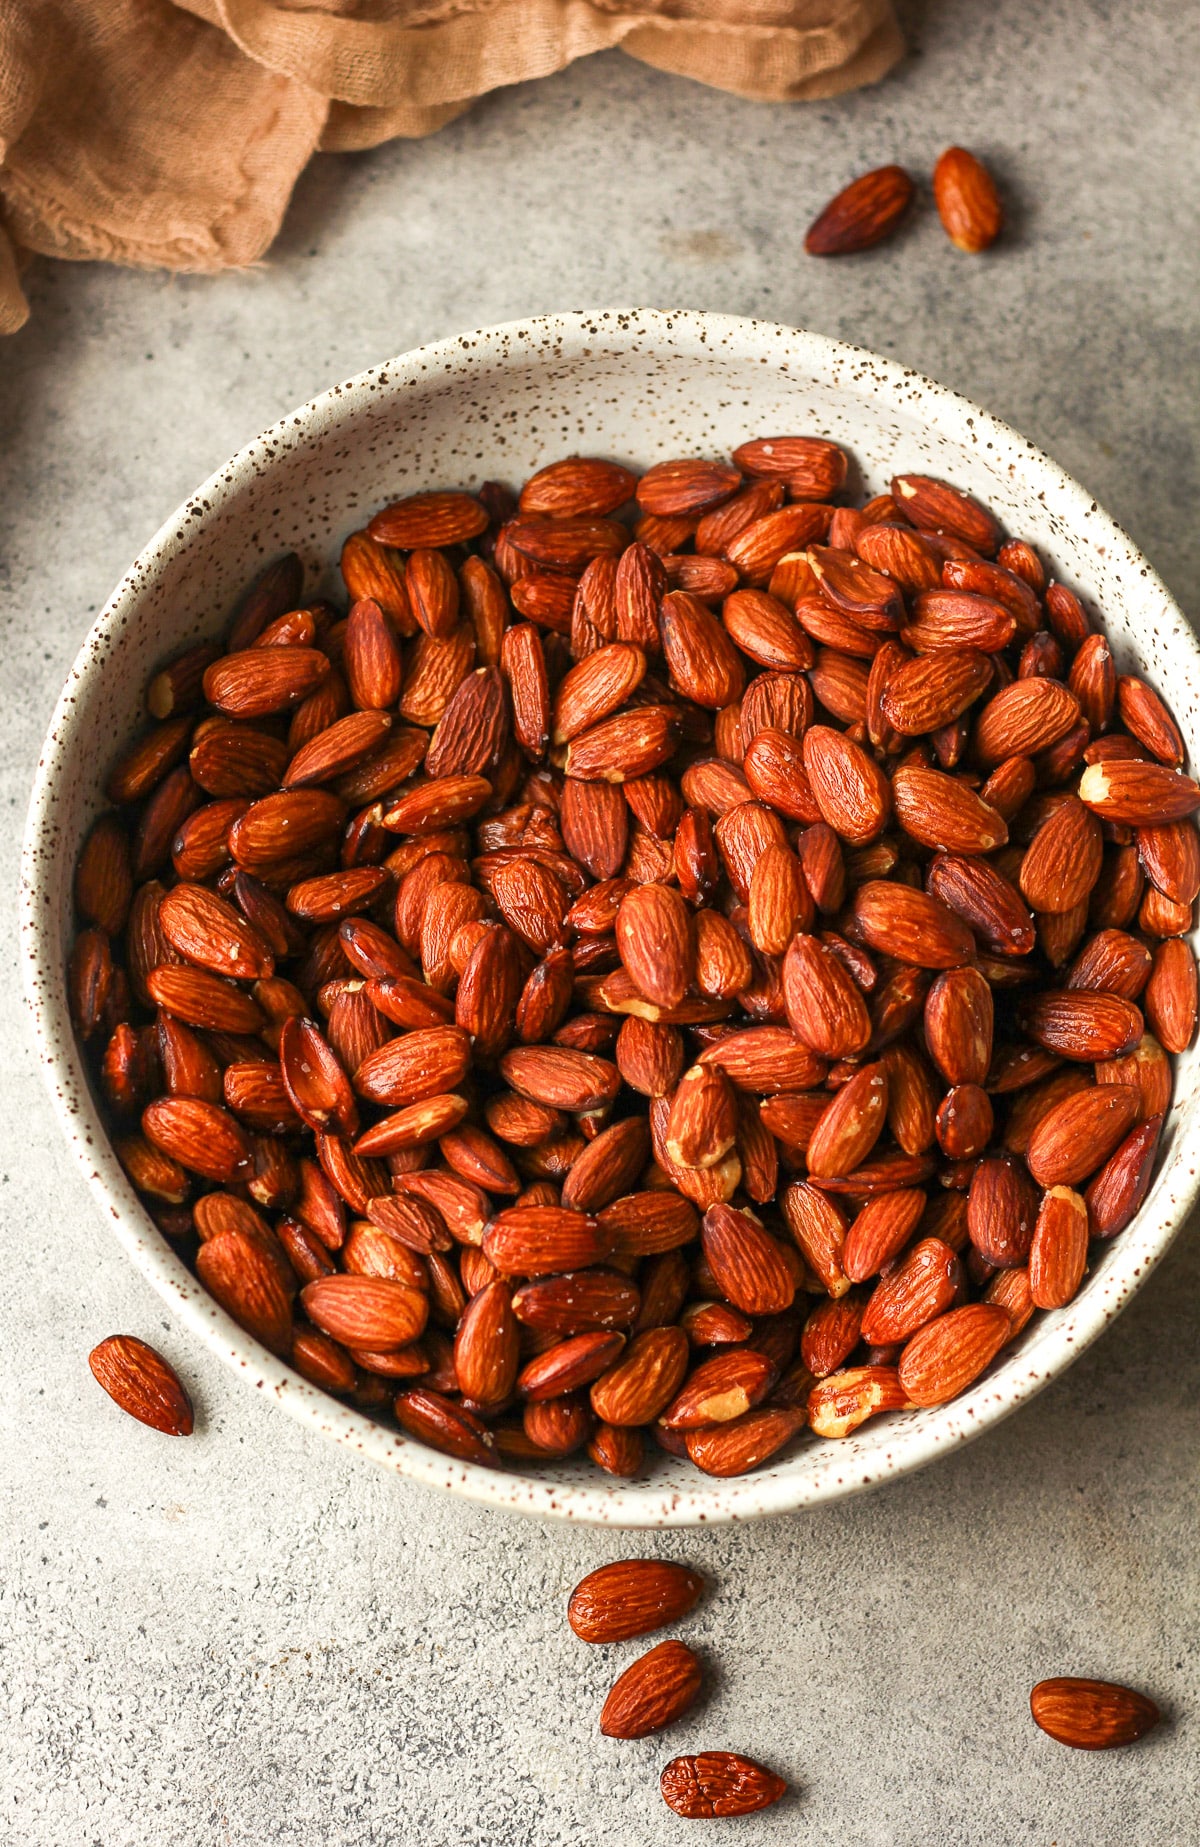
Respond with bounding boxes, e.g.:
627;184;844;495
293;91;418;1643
20;310;1200;1525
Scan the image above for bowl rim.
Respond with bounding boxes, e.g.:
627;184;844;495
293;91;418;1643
19;306;1200;1527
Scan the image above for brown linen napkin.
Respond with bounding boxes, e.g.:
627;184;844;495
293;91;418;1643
0;0;902;333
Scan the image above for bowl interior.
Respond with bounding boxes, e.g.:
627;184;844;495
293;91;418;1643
21;310;1200;1524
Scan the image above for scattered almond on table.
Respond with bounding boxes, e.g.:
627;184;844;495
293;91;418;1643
806;147;1005;256
88;1334;194;1435
1030;1677;1162;1750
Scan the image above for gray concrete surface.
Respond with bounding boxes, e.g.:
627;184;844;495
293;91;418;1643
2;2;1199;1841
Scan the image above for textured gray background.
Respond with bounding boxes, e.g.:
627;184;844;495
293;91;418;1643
3;2;1199;1841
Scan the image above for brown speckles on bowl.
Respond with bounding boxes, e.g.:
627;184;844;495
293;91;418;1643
18;310;1200;1526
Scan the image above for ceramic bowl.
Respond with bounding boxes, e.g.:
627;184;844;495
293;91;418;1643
20;309;1200;1526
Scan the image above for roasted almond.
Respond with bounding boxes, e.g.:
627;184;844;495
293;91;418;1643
568;1559;705;1643
933;146;1004;252
600;1639;703;1739
88;1335;194;1436
660;1752;787;1820
804;165;915;256
1030;1678;1160;1750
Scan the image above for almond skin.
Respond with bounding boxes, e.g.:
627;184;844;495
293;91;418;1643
898;1302;1012;1406
88;1335;194;1436
660;1753;787;1820
590;1326;690;1425
685;1404;807;1476
599;1640;703;1738
804;165;915;255
1026;1084;1141;1187
1029;1186;1090;1310
568;1559;705;1643
933;146;1004;253
701;1204;796;1316
782;932;871;1059
1030;1678;1160;1750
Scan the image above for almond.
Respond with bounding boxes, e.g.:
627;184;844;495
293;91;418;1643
1030;1678;1160;1750
807;1364;908;1438
1018;797;1104;913
924;966;993;1086
860;1237;960;1346
898;1301;1011;1406
1026;1084;1141;1187
484;1206;608;1276
732;435;847;495
340;531;415;630
563;706;681;783
852;881;974;968
588;1325;690;1425
933;146;1004;252
302;1273;428;1350
600;1640;703;1739
616;881;694;1009
636;459;741;518
1144;937;1198;1052
1020;990;1143;1061
88;1335;194;1436
520;456;637;518
967;1155;1039;1266
142;1096;252;1184
568;1558;705;1643
843;1187;927;1283
367;489;488;549
665;1063;737;1170
725;503;834;586
781;1179;851;1296
354;1025;471;1107
1079;759;1200;825
393;1387;497;1466
780;932;869;1060
196;1229;293;1355
701;1203;796;1315
685;1404;806;1475
661;1752;787;1820
891;475;1001;556
660;590;746;708
892;764;1008;854
512;1271;641;1335
1028;1186;1089;1309
518;1330;627;1401
806;1061;890;1178
926;852;1036;958
801;725;891;844
804;165;915;255
452;1279;520;1406
1116;675;1184;764
661;1348;777;1429
1085;1115;1163;1238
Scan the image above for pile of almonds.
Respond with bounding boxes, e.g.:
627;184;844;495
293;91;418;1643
70;435;1199;1483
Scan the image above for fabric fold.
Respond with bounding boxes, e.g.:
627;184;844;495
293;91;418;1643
0;0;902;329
